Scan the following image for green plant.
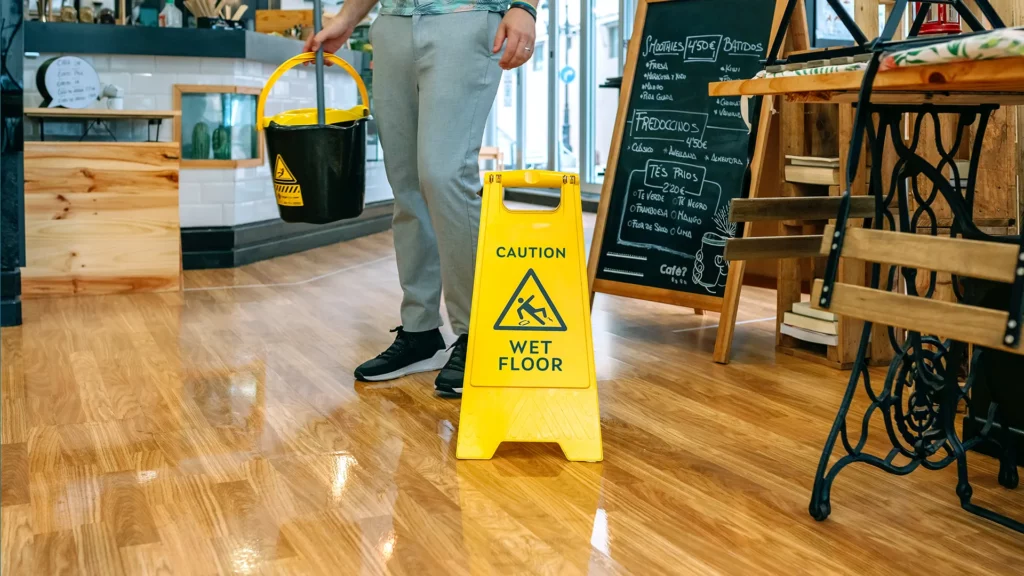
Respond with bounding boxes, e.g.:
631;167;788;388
212;125;231;160
190;122;210;159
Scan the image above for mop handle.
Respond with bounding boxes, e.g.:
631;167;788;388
313;0;326;125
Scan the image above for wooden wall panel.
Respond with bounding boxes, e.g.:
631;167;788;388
23;142;182;297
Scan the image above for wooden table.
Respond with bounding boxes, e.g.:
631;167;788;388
711;58;1024;105
711;56;1024;533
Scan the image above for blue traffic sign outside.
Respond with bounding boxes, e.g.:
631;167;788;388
559;66;576;84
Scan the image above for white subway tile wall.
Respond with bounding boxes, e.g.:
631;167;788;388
180;204;226;228
154;57;204;75
180;169;236;184
178;183;203;205
24;53;370;228
109;55;158;73
131;73;175;96
200;182;236;204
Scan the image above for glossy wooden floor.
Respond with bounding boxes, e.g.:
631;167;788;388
2;218;1023;575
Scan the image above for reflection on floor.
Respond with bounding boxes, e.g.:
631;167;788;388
2;223;1023;575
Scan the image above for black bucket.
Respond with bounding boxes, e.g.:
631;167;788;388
257;51;370;224
264;120;366;224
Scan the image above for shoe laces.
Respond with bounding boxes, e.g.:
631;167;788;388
445;334;469;370
377;326;411;360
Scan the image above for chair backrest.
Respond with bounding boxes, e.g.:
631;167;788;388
724;196;875;261
811;226;1024;355
479;146;504;171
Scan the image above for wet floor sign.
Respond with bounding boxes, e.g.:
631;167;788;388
457;171;602;462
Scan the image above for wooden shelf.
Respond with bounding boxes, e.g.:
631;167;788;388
25;108;180;119
709;57;1024;104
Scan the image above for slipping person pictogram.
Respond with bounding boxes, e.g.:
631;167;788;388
495;269;567;331
274;155;297;183
516;295;548;326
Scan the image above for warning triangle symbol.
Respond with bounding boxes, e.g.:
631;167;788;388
274;155;297;183
494;269;567;332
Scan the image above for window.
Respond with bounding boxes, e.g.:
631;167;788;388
605;23;619;60
532;41;546;72
173;85;263;168
590;0;621;183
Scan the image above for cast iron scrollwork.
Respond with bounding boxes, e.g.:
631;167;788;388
808;101;1024;534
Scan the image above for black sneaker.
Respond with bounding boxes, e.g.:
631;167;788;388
354;327;448;382
435;334;468;398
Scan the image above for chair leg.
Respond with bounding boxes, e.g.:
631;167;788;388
997;407;1019;490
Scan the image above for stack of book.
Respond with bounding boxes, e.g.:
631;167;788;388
784;156;840;186
781;301;838;347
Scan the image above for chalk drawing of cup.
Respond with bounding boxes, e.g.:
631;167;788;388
692;232;729;292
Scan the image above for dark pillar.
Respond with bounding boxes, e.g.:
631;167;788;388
0;0;23;327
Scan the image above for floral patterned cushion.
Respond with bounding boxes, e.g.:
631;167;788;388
756;63;867;79
880;27;1024;71
752;27;1024;80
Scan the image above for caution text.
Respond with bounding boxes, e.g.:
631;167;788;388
496;246;567;259
499;340;563;372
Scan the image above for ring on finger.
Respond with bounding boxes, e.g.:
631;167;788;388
523;45;532;52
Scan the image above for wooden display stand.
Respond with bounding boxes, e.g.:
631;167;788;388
716;2;875;368
775;104;874;369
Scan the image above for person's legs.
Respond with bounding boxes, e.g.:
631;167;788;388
354;15;447;382
414;10;503;334
374;14;444;334
413;11;503;394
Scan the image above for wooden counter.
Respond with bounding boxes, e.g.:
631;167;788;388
23;132;182;297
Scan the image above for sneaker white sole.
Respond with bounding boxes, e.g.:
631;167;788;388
356;349;450;382
435;386;462;397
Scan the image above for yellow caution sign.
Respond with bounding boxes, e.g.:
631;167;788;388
457;171;602;462
273;154;303;207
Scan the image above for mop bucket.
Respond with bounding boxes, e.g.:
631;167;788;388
257;52;370;224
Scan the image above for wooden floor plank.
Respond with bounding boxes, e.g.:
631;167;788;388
2;224;1022;575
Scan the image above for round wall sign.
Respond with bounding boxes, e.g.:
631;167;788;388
36;56;102;109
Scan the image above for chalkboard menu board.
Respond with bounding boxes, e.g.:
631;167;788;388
591;0;776;300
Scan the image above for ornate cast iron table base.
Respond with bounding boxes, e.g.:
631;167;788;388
809;102;1024;534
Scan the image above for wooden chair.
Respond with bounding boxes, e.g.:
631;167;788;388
725;195;877;368
479;146;505;176
726;196;875;260
807;204;1024;533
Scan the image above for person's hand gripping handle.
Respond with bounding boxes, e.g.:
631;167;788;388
302;0;377;61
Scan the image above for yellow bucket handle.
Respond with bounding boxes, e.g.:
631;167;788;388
257;52;370;131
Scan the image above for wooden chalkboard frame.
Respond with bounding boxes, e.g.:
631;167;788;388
587;0;800;363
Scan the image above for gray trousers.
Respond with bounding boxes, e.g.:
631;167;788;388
371;12;503;336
